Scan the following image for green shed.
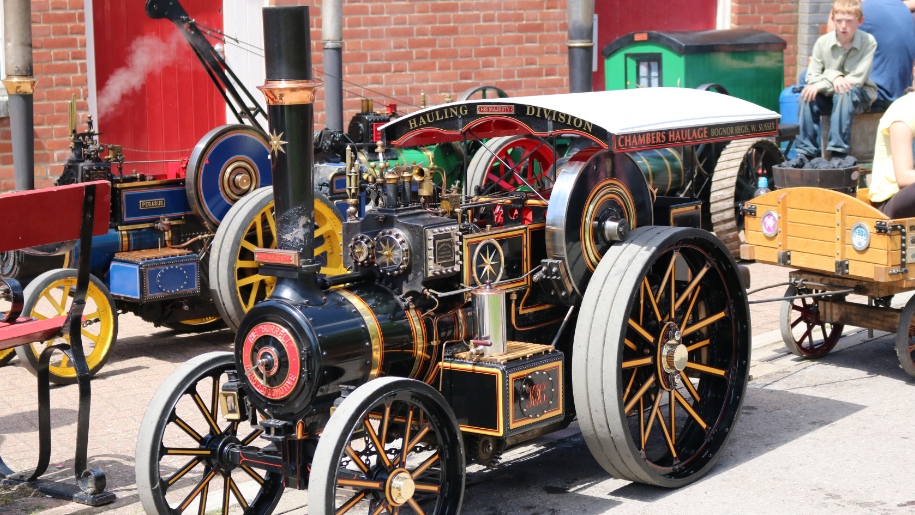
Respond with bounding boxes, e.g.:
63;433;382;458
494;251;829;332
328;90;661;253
602;29;786;112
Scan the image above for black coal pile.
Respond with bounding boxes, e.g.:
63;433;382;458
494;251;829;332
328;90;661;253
780;154;858;169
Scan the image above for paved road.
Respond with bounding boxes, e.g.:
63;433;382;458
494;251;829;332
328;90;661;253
1;262;913;514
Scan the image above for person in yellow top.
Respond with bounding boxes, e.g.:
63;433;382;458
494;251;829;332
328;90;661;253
869;59;915;218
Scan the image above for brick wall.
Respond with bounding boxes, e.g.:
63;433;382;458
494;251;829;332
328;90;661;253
271;0;569;128
731;0;801;87
797;0;833;82
0;0;89;191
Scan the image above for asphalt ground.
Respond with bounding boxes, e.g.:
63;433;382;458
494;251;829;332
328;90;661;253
1;261;914;514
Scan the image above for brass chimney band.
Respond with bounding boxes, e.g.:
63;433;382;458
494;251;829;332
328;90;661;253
257;80;322;106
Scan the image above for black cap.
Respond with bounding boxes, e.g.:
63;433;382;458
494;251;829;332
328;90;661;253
263;6;312;81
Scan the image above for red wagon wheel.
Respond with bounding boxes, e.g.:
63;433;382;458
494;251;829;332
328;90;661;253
466;135;556;196
895;295;915;377
779;285;844;358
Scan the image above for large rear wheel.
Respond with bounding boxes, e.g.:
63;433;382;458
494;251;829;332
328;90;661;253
573;226;750;487
210;187;345;331
709;138;783;258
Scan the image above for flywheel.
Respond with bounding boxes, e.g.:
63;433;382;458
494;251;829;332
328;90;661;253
546;147;654;296
186;124;273;232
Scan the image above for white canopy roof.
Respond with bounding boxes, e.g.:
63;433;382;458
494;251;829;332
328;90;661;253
380;88;781;151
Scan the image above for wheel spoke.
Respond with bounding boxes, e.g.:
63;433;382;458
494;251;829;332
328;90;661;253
681;286;702;330
686;338;710;352
681;310;726;337
166;457;202;486
178;468;218;511
642;277;663;323
406;498;426;514
79;327;99;342
790;314;804;328
380;403;392;448
654;252;679;313
674;263;711;312
240;464;265;485
363;419;392;469
401;408;414;467
410;450;440;478
656;397;677;459
669;389;676;445
624;375;656;414
174;416;204;442
211;376;221;423
164;448;213;457
369;501;386;515
621;357;653;369
224;475;248;510
684;361;727;377
674;389;708;430
192;392;221;435
628;318;655;343
335;489;369;515
679;371;702;402
345;445;371;474
337;478;384;490
643;392;662;449
245;280;262;310
241;428;263;446
236;274;262;287
197;476;209;515
239;240;258;253
412;482;441;493
623;369;638;404
624;338;638;351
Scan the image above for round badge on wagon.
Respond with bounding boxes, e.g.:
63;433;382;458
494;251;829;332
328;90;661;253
851;222;871;251
761;210;779;238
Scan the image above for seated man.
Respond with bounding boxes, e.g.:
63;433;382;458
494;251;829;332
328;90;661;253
797;0;877;159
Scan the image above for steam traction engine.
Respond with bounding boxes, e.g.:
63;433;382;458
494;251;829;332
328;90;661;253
136;7;775;514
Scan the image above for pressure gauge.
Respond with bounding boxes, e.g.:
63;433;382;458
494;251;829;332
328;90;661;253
349;234;375;266
374;229;411;275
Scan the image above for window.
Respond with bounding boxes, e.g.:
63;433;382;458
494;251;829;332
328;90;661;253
637;59;660;88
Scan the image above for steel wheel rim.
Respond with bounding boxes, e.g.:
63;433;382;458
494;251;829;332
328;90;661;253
620;241;744;477
331;391;456;514
150;361;282;513
784;288;843;358
233;200;345;312
26;277;115;378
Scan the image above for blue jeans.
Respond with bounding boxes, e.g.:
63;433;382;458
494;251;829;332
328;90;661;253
795;86;872;157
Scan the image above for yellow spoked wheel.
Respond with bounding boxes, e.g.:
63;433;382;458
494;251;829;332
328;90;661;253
210;187;345;331
162;316;226;333
14;269;118;385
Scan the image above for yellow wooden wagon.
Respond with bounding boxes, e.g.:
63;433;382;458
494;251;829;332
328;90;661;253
741;185;915;377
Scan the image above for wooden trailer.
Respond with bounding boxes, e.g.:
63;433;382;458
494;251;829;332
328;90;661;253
741;184;915;377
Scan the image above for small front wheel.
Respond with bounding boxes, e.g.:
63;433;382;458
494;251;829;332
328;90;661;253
309;377;465;514
136;352;284;514
779;285;844;358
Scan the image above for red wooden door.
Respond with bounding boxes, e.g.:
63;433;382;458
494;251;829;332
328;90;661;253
594;1;718;91
92;0;226;175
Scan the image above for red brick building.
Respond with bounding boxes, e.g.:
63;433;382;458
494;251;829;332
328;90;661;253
0;0;823;192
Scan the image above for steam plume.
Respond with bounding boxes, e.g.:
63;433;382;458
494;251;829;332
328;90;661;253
98;31;185;118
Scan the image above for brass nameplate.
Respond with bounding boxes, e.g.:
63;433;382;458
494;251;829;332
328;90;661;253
139;199;166;209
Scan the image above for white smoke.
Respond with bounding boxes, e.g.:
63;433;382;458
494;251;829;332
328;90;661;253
98;31;186;118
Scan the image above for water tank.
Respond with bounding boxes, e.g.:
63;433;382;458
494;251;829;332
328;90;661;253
779;85;803;158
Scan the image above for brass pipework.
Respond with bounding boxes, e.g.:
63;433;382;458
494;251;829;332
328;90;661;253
345;146;360;221
257;79;321;106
